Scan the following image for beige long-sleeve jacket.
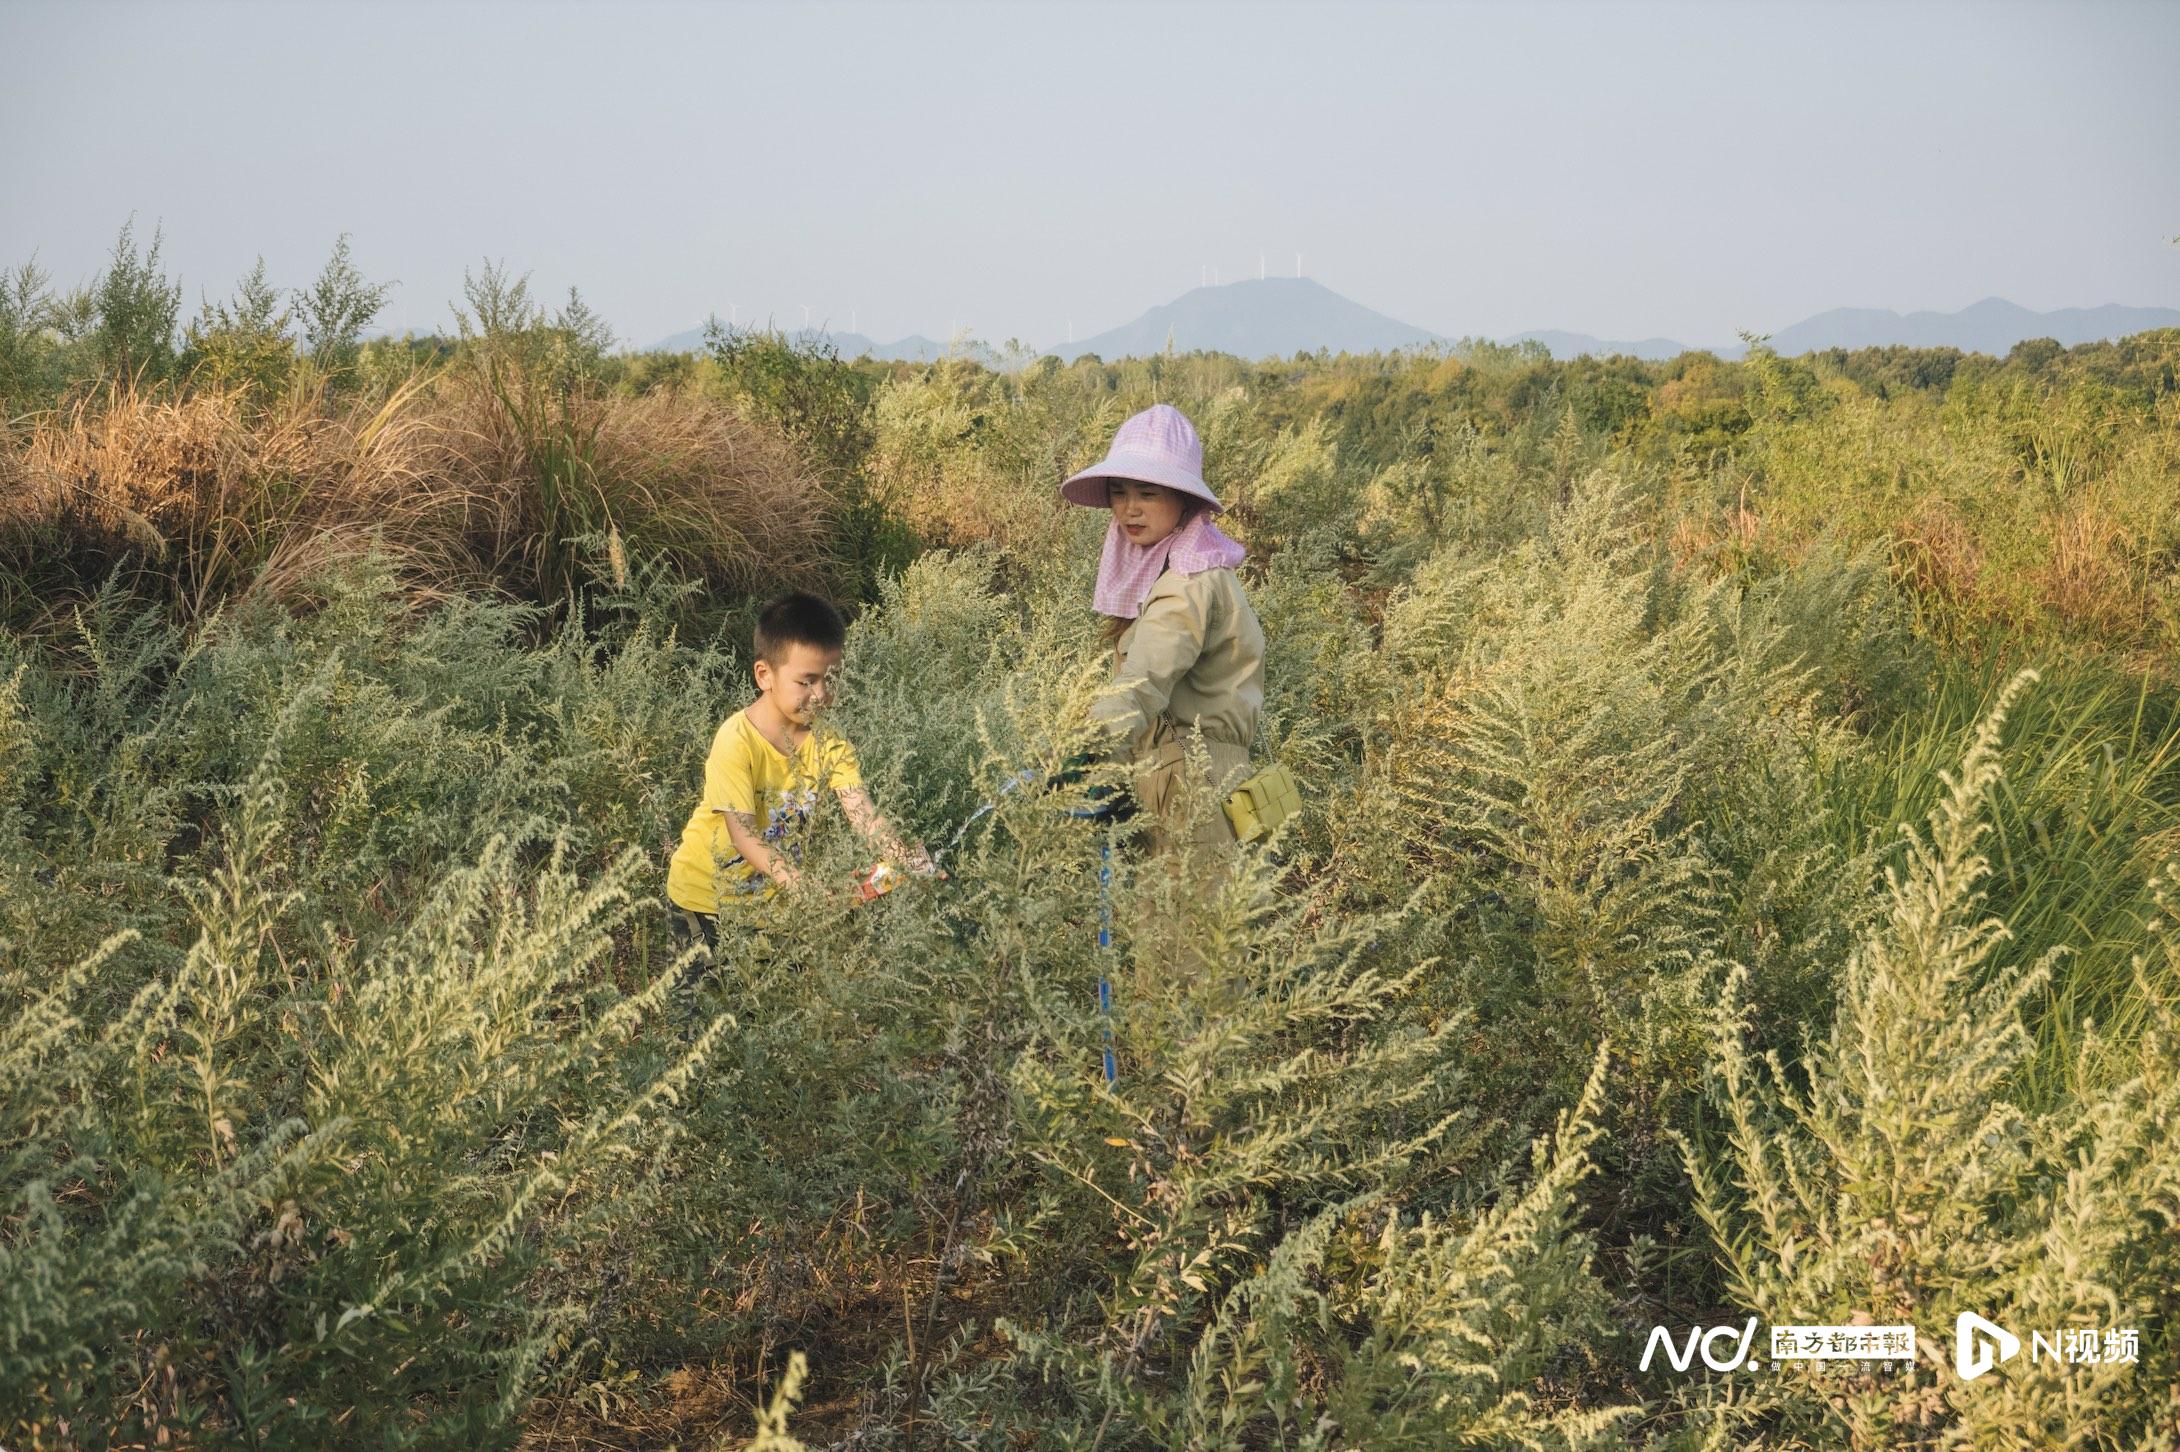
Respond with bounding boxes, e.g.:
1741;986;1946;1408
1089;566;1265;846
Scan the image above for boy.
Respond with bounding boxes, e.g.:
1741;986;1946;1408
666;592;934;960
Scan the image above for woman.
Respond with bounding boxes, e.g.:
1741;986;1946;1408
1059;403;1266;853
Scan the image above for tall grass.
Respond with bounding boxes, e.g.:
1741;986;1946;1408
449;360;839;599
1681;673;2180;1448
0;716;737;1446
1822;655;2180;1103
4;310;2179;1445
2;367;833;629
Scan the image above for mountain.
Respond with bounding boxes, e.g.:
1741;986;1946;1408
1505;330;1696;361
1052;286;2178;364
1057;277;1442;361
362;322;448;342
643;290;2180;367
646;323;954;362
647;282;1446;363
1756;298;2180;355
1501;300;2180;362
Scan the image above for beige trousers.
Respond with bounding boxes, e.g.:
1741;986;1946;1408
1129;717;1252;857
1121;720;1252;983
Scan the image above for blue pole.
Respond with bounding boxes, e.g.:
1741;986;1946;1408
1098;838;1116;1085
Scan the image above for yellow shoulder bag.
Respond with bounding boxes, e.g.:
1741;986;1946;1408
1223;763;1302;844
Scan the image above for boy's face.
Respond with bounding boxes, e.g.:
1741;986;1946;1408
753;642;843;726
1107;478;1187;547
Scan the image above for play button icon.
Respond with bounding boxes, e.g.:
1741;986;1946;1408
1956;1312;2021;1381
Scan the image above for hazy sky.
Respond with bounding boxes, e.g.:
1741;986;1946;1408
4;0;2176;349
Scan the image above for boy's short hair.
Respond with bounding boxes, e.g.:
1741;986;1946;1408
754;591;847;665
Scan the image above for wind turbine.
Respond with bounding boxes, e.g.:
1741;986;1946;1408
1259;252;1266;280
800;303;812;330
1294;253;1301;278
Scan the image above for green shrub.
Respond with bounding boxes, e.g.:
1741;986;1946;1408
89;218;182;385
182;256;299;397
0;719;734;1447
295;234;394;379
1682;672;2180;1448
7;295;2180;1447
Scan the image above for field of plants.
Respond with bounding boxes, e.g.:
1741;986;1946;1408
3;231;2178;1449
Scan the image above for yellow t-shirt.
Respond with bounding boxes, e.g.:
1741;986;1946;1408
666;708;864;915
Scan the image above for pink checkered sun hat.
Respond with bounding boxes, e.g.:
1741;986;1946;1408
1059;404;1225;512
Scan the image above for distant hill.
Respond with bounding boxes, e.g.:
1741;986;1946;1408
647;287;1445;363
647;323;954;363
1057;277;1441;360
361;322;448;343
643;289;2180;367
1505;330;1695;361
1755;298;2180;355
1494;300;2180;362
1049;287;2180;363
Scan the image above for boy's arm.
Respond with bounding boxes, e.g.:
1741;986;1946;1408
720;807;800;889
836;787;935;873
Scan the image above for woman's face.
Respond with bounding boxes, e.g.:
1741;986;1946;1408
1107;479;1188;547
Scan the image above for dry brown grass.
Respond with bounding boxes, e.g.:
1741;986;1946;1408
871;450;1074;581
2;378;468;619
421;369;838;597
1888;497;1986;634
1666;488;1771;577
0;371;834;622
2032;495;2143;639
